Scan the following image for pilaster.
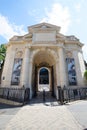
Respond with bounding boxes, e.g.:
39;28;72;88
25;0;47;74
56;60;60;86
73;50;85;86
1;47;15;87
28;57;33;99
58;47;66;88
21;47;30;87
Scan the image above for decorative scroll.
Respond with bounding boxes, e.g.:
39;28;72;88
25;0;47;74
66;58;77;85
11;59;22;85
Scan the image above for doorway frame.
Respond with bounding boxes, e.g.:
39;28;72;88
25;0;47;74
38;67;51;92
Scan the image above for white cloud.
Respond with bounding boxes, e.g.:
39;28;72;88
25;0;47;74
75;3;81;12
40;3;71;34
0;14;26;41
82;45;87;62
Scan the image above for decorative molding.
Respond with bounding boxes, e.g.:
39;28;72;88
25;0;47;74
66;51;73;58
15;51;23;58
66;35;79;41
10;36;23;41
28;22;61;33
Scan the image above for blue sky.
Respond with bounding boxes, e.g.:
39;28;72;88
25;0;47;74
0;0;87;61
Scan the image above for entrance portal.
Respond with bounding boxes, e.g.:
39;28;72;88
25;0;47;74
38;67;50;91
32;50;57;98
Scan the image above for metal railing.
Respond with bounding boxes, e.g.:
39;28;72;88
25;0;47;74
0;87;30;104
58;86;87;104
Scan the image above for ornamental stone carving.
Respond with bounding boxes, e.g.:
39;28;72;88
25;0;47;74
15;51;23;58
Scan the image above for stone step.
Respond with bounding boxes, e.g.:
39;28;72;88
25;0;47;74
30;91;59;106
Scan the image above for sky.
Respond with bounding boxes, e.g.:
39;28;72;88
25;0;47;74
0;0;87;61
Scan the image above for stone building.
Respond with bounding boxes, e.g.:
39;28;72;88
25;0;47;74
1;23;86;99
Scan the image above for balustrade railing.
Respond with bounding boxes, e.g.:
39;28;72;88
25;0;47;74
0;87;30;104
58;86;87;104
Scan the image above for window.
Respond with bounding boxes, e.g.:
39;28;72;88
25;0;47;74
39;68;49;84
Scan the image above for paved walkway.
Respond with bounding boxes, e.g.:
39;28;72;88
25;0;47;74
0;103;21;130
4;101;83;130
67;100;87;129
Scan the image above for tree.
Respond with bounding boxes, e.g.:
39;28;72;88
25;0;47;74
0;44;6;69
84;70;87;80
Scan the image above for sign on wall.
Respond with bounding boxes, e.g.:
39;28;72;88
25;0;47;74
66;58;77;85
11;59;22;85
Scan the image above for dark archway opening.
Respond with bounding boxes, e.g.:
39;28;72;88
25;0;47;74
32;51;56;99
39;68;49;84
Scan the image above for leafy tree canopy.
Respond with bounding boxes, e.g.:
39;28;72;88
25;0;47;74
0;44;6;69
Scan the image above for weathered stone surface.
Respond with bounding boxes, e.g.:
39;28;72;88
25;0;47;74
1;22;86;99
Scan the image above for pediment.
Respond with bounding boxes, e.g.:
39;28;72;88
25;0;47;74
28;22;61;33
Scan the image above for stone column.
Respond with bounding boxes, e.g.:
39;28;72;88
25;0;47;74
1;47;15;87
58;47;66;88
28;57;33;99
56;61;60;86
22;47;33;99
73;50;85;86
21;47;30;87
56;60;60;100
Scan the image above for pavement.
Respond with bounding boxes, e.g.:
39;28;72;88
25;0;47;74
0;103;21;130
0;99;87;130
67;100;87;129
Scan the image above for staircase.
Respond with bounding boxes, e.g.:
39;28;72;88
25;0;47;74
29;91;59;106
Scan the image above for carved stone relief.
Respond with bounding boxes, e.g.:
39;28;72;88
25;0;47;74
15;50;23;58
66;51;73;58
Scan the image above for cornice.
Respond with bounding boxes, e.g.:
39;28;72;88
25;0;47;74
29;28;57;33
29;43;64;49
64;40;83;47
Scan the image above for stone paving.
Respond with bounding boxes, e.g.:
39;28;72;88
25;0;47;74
67;100;87;129
3;100;83;130
1;94;87;130
0;103;21;130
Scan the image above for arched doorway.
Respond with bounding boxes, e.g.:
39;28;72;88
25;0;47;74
32;49;57;98
38;67;50;92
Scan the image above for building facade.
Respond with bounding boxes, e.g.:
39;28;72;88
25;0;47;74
1;23;86;99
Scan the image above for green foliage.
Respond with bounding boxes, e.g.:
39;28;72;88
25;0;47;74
0;44;6;69
0;44;6;61
84;70;87;80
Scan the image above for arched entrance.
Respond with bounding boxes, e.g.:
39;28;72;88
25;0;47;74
32;49;57;99
38;67;50;92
